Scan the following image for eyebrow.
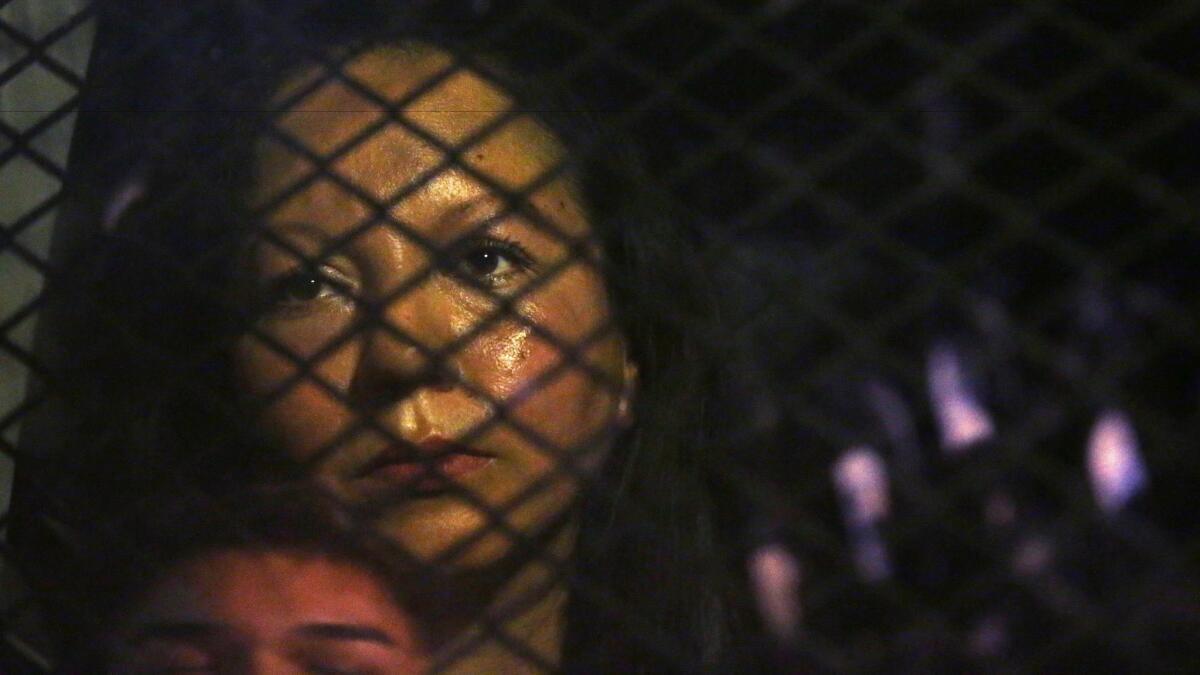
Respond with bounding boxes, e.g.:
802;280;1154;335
293;623;397;645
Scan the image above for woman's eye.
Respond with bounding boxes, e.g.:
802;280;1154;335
451;238;534;285
264;267;353;307
461;248;512;277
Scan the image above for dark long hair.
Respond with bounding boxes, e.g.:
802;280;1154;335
30;5;755;672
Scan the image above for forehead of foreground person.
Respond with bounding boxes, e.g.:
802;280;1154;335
106;549;427;674
232;42;636;568
62;486;423;672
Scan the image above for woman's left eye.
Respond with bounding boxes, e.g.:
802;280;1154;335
450;238;534;285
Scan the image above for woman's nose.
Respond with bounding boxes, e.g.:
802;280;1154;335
348;286;455;407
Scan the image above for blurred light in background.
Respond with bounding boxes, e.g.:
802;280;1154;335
1087;409;1148;515
928;342;995;455
833;446;892;582
748;542;802;645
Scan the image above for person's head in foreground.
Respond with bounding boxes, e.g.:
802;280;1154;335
49;11;751;673
70;487;421;672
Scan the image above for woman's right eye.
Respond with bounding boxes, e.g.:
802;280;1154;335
263;267;354;309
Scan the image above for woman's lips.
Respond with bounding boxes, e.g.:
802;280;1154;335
352;438;494;496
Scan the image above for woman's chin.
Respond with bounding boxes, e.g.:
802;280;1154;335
372;474;580;569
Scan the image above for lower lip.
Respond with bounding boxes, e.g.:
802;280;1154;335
364;454;494;494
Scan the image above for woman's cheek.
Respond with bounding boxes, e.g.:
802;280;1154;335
458;323;532;401
507;337;621;444
233;326;362;462
473;269;624;441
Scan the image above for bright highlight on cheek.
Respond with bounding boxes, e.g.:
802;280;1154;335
494;325;532;373
459;324;533;401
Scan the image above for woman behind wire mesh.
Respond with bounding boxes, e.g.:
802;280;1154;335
29;8;758;673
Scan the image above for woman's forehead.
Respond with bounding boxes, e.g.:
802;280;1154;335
273;45;469;108
269;45;558;154
252;45;588;238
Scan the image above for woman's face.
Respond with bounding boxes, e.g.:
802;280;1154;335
108;551;426;673
232;47;635;566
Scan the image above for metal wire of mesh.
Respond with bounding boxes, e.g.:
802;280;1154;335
2;1;1199;671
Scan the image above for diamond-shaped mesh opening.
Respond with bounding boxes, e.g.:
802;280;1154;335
1;0;79;41
1;1;1198;671
0;60;76;126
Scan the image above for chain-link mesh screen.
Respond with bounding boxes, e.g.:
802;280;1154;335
3;1;1199;671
